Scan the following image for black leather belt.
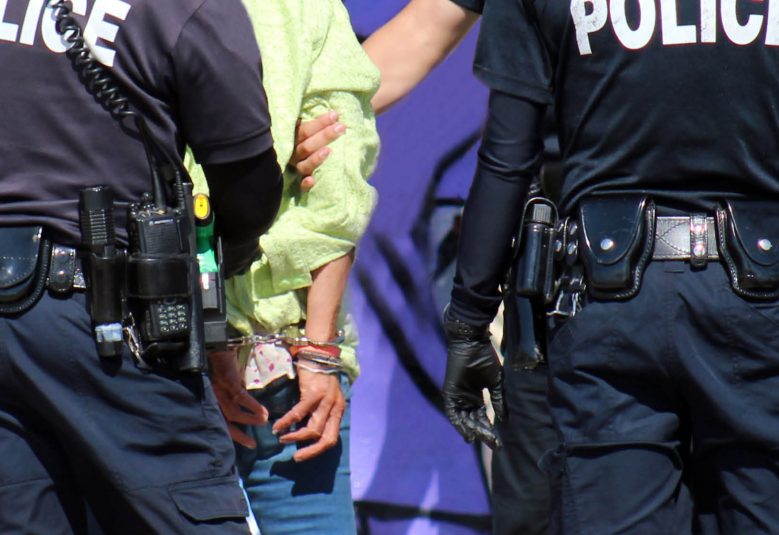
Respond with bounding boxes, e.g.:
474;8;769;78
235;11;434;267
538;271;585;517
653;215;718;263
48;244;86;292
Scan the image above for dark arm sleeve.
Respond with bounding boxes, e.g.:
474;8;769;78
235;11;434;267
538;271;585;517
449;0;485;14
449;90;546;326
203;147;283;277
172;0;274;165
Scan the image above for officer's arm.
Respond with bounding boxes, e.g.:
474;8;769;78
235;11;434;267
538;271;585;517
449;90;546;325
443;89;545;449
364;0;480;114
290;0;479;179
203;147;283;277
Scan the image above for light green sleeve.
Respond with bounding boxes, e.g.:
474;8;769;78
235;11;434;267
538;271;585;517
256;0;380;295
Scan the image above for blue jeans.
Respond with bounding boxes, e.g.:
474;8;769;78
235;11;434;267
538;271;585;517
235;374;356;535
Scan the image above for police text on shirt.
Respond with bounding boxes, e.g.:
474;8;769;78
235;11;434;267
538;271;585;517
572;0;779;55
0;0;130;67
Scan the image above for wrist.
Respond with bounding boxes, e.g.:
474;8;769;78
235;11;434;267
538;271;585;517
443;305;490;341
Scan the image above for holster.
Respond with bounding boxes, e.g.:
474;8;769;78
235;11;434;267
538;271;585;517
0;226;51;315
717;200;779;299
577;195;656;300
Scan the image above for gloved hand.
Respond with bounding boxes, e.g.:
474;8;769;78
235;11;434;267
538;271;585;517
443;307;505;450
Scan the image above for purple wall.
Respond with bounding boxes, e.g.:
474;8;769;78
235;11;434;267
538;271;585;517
343;3;491;534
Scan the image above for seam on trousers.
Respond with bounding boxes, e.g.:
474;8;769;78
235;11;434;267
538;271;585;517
0;476;54;489
561;449;586;535
721;285;744;386
603;327;620;435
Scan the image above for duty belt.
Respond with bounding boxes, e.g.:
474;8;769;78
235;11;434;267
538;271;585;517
48;244;86;292
653;215;718;263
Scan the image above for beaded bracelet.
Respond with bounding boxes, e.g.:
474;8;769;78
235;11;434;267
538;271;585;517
294;361;342;375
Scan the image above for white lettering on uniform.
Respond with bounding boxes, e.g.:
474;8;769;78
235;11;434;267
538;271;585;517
700;0;717;43
42;0;87;53
661;0;696;45
765;0;779;46
611;0;656;50
0;0;19;42
83;0;131;67
20;0;45;45
571;0;608;55
721;0;763;45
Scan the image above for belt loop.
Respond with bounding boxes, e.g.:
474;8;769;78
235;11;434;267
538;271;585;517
689;213;708;268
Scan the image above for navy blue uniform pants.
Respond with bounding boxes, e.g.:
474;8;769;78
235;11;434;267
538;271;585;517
0;292;250;534
544;261;779;534
492;365;556;535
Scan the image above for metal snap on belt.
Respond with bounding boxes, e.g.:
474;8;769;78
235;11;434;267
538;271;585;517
758;238;773;252
600;238;615;251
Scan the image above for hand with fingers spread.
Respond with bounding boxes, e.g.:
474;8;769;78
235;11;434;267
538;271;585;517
290;110;347;191
272;368;345;462
442;306;505;450
208;350;269;449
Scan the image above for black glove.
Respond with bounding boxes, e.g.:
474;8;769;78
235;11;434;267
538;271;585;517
221;237;260;278
442;306;505;450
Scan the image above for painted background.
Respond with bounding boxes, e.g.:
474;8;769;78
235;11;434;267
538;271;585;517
341;3;491;533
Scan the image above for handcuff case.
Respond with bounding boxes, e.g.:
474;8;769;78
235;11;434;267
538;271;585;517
577;195;655;300
0;226;51;313
717;200;779;299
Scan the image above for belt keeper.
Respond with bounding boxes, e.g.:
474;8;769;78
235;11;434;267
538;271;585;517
689;213;709;268
48;244;77;294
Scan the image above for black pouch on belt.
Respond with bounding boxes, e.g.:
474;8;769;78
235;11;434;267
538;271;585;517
577;195;656;300
0;226;52;314
717;200;779;299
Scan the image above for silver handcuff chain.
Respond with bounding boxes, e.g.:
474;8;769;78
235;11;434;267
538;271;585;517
226;330;346;349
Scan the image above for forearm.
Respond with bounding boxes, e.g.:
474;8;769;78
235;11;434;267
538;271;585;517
304;252;354;341
449;90;546;326
203;148;282;240
365;0;479;114
203;147;283;276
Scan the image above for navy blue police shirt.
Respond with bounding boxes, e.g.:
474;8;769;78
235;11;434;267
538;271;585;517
474;0;779;215
450;0;485;13
0;0;273;245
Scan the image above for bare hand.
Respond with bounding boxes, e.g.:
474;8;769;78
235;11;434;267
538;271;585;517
290;111;347;191
208;350;269;449
272;369;345;462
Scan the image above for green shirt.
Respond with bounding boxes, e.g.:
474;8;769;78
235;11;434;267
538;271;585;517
187;0;380;380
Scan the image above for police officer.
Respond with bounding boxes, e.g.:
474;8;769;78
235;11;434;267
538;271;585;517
0;0;282;533
444;0;779;532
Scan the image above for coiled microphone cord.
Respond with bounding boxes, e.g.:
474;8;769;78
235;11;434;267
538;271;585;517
50;0;135;122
